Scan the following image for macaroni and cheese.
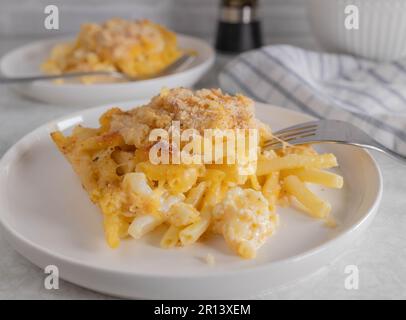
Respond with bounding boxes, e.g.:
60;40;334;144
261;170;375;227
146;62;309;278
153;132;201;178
42;18;182;82
51;88;343;259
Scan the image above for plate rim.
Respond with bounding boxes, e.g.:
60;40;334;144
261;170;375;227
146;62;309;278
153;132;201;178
0;33;215;88
0;100;383;280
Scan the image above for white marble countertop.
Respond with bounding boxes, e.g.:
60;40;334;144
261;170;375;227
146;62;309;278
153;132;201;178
0;38;405;300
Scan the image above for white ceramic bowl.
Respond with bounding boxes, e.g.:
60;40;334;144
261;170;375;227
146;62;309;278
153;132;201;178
0;35;215;106
307;0;406;61
0;100;382;299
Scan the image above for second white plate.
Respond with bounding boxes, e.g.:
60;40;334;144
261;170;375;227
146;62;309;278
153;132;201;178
0;35;215;105
0;101;382;299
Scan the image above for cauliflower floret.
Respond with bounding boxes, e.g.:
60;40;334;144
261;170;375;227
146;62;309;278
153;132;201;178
212;187;277;259
124;172;187;239
122;172;162;215
160;192;185;216
123;172;184;214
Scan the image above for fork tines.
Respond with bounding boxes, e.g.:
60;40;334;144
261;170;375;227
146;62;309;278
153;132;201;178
264;122;318;150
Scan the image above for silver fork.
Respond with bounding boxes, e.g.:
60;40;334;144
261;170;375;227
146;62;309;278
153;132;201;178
263;119;406;163
0;54;194;84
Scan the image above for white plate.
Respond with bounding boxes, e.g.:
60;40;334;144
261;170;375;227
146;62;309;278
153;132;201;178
0;101;382;299
0;35;215;105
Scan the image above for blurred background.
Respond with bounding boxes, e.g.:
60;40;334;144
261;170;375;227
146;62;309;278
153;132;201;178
0;0;316;49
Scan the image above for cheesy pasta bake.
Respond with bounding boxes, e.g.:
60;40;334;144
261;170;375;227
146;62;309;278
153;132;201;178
42;18;182;82
51;88;343;259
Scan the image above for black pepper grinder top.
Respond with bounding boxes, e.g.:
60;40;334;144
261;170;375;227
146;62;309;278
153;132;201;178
215;0;263;54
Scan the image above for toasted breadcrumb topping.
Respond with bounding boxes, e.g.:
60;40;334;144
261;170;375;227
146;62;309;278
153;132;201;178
78;18;167;60
108;87;268;148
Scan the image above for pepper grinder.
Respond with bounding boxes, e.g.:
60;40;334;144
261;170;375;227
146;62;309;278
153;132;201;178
215;0;263;53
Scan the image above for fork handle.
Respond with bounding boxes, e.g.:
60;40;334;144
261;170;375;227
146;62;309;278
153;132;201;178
365;142;406;163
0;75;64;84
308;141;406;164
0;71;122;84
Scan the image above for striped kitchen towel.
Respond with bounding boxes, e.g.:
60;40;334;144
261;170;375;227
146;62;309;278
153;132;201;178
219;45;406;157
